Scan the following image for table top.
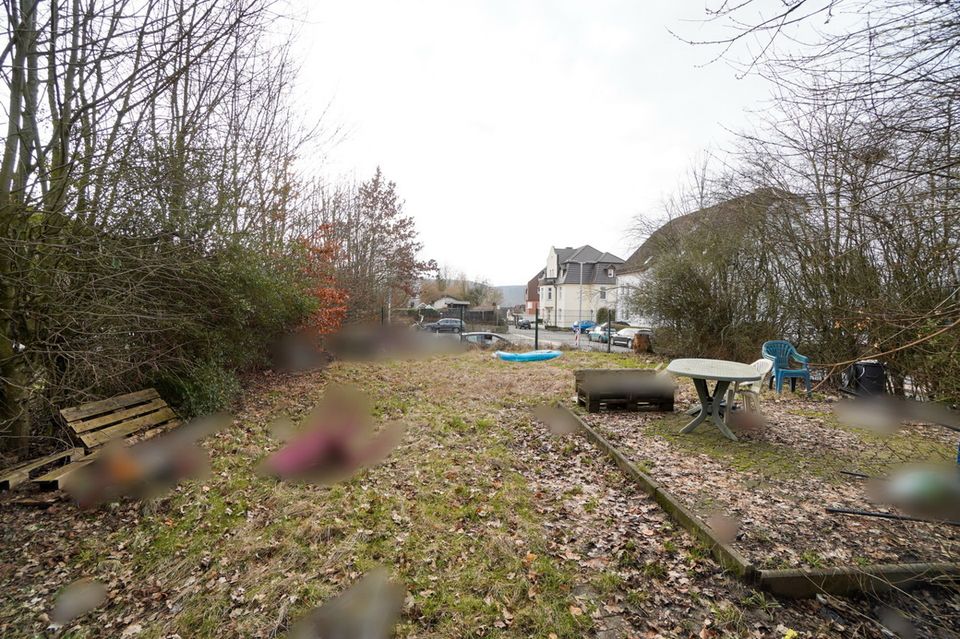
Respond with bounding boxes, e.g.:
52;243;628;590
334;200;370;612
666;358;762;382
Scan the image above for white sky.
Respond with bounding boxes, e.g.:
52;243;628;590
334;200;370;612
291;1;771;285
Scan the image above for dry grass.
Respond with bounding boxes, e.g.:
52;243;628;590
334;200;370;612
8;349;943;638
0;350;653;638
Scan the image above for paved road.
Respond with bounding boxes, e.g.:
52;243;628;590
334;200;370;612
508;327;632;352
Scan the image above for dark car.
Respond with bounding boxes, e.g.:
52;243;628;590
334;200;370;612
516;318;532;329
461;332;512;349
610;327;650;348
422;318;465;333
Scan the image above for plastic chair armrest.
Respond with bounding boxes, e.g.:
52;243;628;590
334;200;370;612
792;352;809;364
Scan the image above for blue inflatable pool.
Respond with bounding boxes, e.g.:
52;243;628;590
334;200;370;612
494;350;562;362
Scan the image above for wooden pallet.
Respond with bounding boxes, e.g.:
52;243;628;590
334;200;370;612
35;388;181;490
60;388;181;448
0;448;85;490
574;368;675;413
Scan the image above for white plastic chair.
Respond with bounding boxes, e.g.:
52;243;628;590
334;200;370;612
725;359;774;423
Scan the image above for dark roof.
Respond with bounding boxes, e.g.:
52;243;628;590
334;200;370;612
556;245;624;285
538;245;625;286
619;188;802;275
558;261;620;285
560;245;624;266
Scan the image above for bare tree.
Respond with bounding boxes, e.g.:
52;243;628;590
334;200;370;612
0;0;333;453
306;169;436;323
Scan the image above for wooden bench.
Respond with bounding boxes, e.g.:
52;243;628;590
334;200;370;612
575;369;675;413
37;388;181;489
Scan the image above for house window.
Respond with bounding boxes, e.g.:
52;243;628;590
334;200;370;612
547;288;552;300
607;267;614;277
599;287;606;300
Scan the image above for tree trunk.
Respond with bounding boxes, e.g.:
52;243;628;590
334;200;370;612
0;236;30;455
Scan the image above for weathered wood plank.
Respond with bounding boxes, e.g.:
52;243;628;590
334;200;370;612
70;398;168;433
570;405;960;598
60;388;159;422
33;457;98;490
137;421;181;443
0;448;85;490
79;407;177;448
565;406;755;579
758;563;960;598
1;470;28;491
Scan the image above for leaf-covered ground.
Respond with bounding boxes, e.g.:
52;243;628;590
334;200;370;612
0;350;957;638
583;389;960;570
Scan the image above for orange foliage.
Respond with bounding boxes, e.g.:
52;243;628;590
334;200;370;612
299;226;348;334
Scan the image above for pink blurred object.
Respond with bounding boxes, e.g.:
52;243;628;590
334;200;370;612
261;387;404;483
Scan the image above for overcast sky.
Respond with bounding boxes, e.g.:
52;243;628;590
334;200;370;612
292;1;771;285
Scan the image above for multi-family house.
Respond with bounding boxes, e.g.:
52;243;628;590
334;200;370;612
538;246;624;327
616;187;799;327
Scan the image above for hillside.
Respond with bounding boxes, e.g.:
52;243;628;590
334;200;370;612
496;285;526;307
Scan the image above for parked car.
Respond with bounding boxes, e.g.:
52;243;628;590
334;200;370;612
571;320;597;333
516;318;532;329
422;318;465;333
588;322;629;342
461;332;512;349
586;326;607;342
610;327;650;348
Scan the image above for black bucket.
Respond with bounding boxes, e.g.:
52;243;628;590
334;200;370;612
841;361;888;396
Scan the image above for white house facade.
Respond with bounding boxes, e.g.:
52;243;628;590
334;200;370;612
537;246;624;327
615;271;653;327
613;188;796;328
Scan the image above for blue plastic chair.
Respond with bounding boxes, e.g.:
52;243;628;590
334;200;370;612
762;340;811;395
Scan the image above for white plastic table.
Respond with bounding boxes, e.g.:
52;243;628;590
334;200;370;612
666;358;762;441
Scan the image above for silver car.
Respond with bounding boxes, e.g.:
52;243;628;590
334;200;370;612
460;332;512;349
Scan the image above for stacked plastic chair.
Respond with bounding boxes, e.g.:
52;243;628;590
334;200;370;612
762;340;812;395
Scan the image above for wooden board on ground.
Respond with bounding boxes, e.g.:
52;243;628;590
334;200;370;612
27;388;183;491
0;448;85;490
33;454;100;490
574;368;675;413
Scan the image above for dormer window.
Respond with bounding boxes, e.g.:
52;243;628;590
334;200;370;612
607;267;614;277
